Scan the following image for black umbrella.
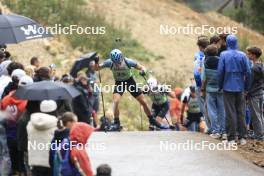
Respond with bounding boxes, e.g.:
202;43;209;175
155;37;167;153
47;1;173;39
70;52;97;78
14;81;80;100
0;12;52;44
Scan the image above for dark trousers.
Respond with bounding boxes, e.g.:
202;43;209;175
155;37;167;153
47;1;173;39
223;91;247;141
31;166;51;176
248;95;264;139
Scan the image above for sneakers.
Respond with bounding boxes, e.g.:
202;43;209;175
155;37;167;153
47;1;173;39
239;138;247;145
210;133;221;139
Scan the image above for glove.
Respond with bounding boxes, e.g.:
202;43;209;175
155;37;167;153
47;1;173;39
139;69;146;76
94;56;100;64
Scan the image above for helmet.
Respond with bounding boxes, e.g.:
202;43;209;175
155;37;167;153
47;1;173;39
147;77;158;90
18;75;34;87
110;49;123;64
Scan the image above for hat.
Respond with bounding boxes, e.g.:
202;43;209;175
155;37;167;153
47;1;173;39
11;69;26;80
19;75;34;87
40;100;57;113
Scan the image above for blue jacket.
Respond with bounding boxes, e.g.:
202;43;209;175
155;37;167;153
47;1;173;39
217;35;251;92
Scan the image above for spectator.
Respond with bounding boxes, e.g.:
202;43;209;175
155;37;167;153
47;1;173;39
17;100;41;176
30;57;40;71
0;111;11;176
218;34;251;145
181;86;203;132
209;35;220;45
246;46;264;141
49;112;78;175
34;67;51;82
0;62;24;99
96;164;112;176
2;69;26;99
1;75;33;175
70;122;94;176
27;100;58;176
87;61;100;127
202;45;226;140
193;36;211;132
218;33;229;56
72;73;92;124
49;64;59;81
169;87;183;124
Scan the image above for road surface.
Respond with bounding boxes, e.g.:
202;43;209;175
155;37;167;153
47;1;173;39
89;131;264;176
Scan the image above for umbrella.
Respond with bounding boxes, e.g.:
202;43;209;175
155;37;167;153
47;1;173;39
0;12;52;44
70;51;97;78
14;81;80;100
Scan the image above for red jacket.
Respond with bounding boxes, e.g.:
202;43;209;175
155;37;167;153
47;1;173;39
70;122;94;176
1;91;27;122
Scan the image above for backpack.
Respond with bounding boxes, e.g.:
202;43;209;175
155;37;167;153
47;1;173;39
53;138;80;176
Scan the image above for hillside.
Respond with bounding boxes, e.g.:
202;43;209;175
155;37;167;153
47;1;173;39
86;0;264;84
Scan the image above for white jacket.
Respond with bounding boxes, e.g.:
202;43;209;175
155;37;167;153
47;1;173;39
27;112;57;167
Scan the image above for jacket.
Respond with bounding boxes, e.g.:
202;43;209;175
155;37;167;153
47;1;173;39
202;56;220;93
70;122;94;176
27;112;57;167
248;63;264;97
1;91;28;140
49;128;70;175
217;35;251;92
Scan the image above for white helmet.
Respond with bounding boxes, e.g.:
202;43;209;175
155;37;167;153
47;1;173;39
147;77;158;89
11;69;26;80
18;75;34;87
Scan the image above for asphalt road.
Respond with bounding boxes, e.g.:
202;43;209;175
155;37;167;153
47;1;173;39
89;131;264;176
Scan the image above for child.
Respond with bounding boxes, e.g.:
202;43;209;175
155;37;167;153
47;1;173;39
201;44;226;140
145;77;176;130
70;122;94;176
49;112;78;176
246;46;264;141
181;86;203;132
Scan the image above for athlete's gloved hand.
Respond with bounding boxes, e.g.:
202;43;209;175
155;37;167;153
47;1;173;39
139;69;146;76
94;56;100;64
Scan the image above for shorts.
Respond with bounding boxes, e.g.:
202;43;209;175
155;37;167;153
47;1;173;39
151;101;169;118
113;77;142;98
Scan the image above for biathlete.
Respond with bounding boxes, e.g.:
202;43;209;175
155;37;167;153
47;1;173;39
144;77;176;130
94;49;164;131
